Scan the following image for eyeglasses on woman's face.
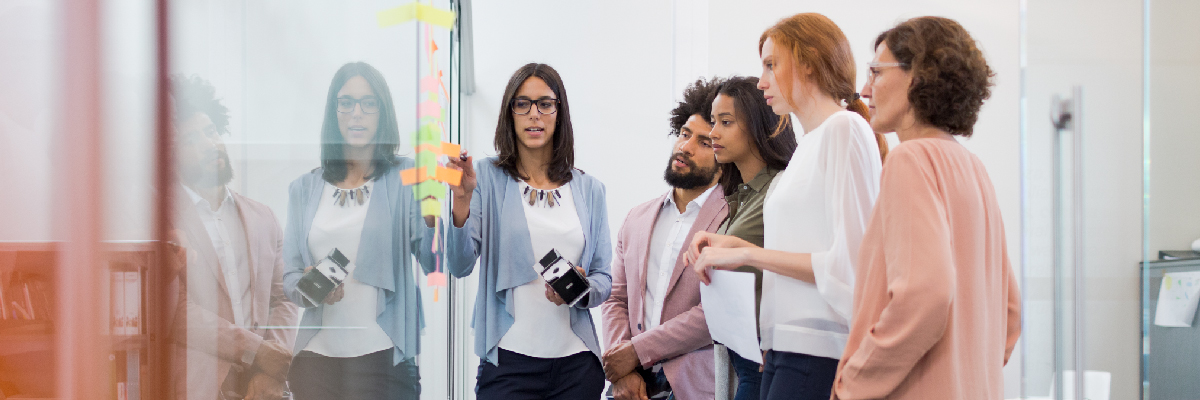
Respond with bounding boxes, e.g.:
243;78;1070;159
336;97;380;114
866;62;909;85
511;97;558;115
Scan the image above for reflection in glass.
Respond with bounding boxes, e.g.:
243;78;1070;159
170;74;300;400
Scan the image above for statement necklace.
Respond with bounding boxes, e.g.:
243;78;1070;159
521;182;563;208
332;181;371;207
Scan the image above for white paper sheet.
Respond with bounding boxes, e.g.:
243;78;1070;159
700;270;762;364
1154;271;1200;327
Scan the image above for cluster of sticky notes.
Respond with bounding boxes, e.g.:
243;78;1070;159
376;2;456;29
379;2;458;296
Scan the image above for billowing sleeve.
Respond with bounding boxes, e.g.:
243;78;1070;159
809;117;881;323
834;148;955;399
282;178;315;308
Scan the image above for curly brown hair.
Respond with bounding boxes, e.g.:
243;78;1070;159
668;77;723;136
875;16;994;137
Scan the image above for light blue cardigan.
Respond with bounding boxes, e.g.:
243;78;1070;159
446;157;613;366
282;157;438;365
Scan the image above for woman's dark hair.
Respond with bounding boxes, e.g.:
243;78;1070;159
170;74;230;134
874;16;994;137
669;77;724;135
320;62;400;183
714;76;797;196
493;63;575;184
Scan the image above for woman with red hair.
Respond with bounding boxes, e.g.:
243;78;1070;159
689;12;886;400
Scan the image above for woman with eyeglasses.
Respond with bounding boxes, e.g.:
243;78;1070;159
688;13;886;400
282;62;438;400
444;63;611;399
831;17;1020;400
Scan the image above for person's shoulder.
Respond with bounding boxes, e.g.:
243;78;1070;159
229;191;280;224
288;168;323;194
822;111;873;137
570;168;606;194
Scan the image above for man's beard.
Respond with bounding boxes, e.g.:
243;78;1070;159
180;149;234;189
663;153;717;190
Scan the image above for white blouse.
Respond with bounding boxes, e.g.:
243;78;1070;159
498;181;590;358
304;180;395;358
760;111;882;360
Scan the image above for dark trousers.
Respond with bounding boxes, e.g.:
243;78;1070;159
729;348;762;400
287;348;420;400
760;350;839;400
476;348;605;400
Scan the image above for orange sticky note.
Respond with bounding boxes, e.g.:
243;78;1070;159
441;142;461;156
400;167;433;185
436;166;463;186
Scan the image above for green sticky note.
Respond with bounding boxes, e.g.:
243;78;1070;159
421;198;441;216
418;150;438;174
417;123;441;142
414;180;445;201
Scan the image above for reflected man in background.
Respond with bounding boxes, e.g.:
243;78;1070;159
600;78;727;400
169;75;299;400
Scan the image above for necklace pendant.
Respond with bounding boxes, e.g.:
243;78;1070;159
528;189;536;206
547;194;556;207
357;188;365;205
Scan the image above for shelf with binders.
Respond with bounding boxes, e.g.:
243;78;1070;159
0;241;165;400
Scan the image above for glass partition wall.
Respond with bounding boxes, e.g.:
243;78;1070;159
1022;0;1199;399
1021;0;1146;395
0;0;467;398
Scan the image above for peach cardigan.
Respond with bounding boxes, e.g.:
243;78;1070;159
833;138;1021;399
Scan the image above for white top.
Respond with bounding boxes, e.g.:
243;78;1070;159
644;185;716;330
304;181;395;358
498;181;590;358
184;185;251;328
760;111;882;360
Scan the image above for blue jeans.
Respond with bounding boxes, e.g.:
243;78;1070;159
760;350;839;400
729;349;762;400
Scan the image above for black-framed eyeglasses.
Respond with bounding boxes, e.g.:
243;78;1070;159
511;97;558;115
337;97;380;114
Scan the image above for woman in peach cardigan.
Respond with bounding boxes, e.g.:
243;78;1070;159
831;17;1022;400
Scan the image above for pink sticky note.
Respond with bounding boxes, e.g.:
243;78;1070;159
427;272;447;287
419;100;441;119
420;75;440;93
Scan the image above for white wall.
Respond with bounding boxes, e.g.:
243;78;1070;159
1148;0;1200;254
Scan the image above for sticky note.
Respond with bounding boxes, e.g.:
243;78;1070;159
420;76;440;93
401;167;440;185
419;100;441;119
377;3;457;29
421;197;441;216
436;166;463;186
417;150;438;174
427;271;447;287
441;142;461;156
415;180;444;201
416;124;441;142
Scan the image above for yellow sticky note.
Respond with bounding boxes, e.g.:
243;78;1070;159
421;198;441;216
415;180;444;201
377;3;457;29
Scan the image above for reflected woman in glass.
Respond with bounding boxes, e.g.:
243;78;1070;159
832;17;1020;399
282;62;437;400
445;63;612;399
